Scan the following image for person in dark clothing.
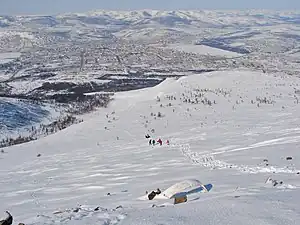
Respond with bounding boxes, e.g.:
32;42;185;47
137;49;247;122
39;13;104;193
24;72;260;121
152;139;156;145
148;191;156;200
148;188;162;200
145;134;150;139
149;139;152;145
0;211;13;225
156;188;161;195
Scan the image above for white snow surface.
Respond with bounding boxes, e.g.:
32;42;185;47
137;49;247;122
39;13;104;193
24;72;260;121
8;80;43;95
166;44;242;57
0;52;21;64
1;70;300;224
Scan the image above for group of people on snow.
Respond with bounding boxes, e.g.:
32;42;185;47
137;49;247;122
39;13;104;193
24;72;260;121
145;134;169;146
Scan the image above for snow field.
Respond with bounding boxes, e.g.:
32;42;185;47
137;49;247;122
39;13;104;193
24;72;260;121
1;70;300;224
166;43;242;58
0;52;21;64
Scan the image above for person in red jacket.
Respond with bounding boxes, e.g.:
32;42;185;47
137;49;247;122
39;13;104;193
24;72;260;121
157;138;162;146
166;140;170;145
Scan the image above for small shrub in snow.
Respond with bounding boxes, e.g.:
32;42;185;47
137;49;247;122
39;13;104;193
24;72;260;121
256;96;275;104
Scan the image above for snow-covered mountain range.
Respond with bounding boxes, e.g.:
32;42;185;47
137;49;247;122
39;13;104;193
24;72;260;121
2;10;300;28
1;9;300;46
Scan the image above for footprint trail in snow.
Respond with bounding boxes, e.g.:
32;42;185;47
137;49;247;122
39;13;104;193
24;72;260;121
174;143;299;174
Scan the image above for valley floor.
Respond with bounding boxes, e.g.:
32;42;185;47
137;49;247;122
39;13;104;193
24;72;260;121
1;70;300;224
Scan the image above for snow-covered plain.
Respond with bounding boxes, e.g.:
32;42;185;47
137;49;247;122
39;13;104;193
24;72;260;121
166;43;242;58
0;52;20;64
1;70;300;224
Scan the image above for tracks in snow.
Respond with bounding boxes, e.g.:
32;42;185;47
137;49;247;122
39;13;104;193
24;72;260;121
29;205;126;225
211;135;300;156
174;143;298;174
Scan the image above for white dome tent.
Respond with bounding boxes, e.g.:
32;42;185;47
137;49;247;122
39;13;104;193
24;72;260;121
162;179;208;199
139;179;212;204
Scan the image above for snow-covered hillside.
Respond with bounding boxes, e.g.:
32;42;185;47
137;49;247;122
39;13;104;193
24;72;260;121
1;9;300;223
1;70;300;224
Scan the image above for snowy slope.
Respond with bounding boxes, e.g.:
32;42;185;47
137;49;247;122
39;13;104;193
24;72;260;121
1;70;300;224
0;98;62;139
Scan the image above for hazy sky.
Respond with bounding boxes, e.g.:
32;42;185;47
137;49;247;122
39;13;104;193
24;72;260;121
0;0;299;15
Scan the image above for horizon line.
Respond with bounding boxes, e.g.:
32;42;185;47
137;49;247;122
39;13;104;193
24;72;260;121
2;8;300;17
